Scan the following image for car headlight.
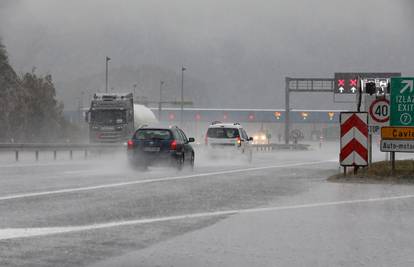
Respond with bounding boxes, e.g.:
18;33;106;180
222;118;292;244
261;135;266;140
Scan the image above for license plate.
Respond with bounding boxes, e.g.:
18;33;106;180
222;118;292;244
101;126;115;130
143;147;160;152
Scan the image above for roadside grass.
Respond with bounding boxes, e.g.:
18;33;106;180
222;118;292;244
328;160;414;183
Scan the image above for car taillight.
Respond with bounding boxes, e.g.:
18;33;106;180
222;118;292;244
236;136;241;146
127;139;134;149
170;140;177;150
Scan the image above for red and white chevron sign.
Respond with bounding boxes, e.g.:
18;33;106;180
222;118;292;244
340;112;368;166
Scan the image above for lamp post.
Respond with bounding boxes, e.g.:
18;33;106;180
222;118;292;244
133;83;137;101
79;91;85;124
159;80;164;120
180;66;186;127
105;56;111;93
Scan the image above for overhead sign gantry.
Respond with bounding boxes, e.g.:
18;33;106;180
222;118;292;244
284;77;334;144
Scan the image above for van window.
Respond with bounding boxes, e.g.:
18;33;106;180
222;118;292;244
207;128;240;138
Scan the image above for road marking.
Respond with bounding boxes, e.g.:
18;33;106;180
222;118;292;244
0;160;334;202
0;193;413;240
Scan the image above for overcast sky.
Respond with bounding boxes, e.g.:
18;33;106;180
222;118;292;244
1;0;413;109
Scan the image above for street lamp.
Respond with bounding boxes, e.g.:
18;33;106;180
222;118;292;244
105;56;111;93
180;65;186;127
79;91;85;124
159;80;165;120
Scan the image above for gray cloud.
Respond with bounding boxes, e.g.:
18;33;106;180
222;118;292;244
0;0;413;109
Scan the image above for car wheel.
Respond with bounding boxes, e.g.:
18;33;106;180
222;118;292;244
190;152;195;170
177;154;184;171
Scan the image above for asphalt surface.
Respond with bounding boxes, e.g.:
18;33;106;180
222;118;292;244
1;143;414;266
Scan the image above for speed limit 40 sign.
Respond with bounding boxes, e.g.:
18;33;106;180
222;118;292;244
369;98;390;123
365;95;390;130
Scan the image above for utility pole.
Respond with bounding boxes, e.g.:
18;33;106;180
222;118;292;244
133;84;137;97
105;56;111;93
79;91;85;125
159;80;164;121
285;77;290;144
180;66;186;127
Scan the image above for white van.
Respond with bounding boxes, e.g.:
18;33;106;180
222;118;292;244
205;122;253;162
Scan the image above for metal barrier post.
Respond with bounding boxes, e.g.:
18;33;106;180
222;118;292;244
35;150;39;161
84;149;88;159
70;150;73;160
15;150;19;162
53;150;57;160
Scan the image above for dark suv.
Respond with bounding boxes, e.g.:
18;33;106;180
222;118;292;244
127;125;195;170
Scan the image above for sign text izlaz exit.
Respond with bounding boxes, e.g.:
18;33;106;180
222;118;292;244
390;77;414;126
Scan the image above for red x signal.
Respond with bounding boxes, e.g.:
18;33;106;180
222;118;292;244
338;79;345;86
349;79;357;87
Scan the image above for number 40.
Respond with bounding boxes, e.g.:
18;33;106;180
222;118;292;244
375;105;388;117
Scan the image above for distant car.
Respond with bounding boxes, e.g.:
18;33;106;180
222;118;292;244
251;131;269;145
127;125;195;170
205;122;253;162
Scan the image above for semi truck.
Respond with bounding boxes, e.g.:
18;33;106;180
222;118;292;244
86;93;157;143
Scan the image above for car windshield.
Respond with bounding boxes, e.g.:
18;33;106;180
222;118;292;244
207;128;240;138
90;110;126;125
135;129;171;140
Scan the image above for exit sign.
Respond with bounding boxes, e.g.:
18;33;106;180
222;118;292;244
390;77;414;126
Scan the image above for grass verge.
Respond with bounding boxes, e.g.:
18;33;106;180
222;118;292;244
328;160;414;184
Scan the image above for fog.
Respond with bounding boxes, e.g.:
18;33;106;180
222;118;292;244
1;0;413;110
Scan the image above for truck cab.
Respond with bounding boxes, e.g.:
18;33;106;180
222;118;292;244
86;93;134;143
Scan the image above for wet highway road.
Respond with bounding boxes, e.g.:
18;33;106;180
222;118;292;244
1;143;414;266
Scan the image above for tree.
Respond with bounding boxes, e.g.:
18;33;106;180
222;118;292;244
0;39;25;141
0;38;79;142
20;72;68;142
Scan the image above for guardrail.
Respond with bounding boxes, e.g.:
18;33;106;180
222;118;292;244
0;142;310;162
253;143;311;152
0;143;124;161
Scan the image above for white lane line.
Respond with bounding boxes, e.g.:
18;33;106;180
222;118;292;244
0;160;334;202
61;170;118;176
0;193;413;240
